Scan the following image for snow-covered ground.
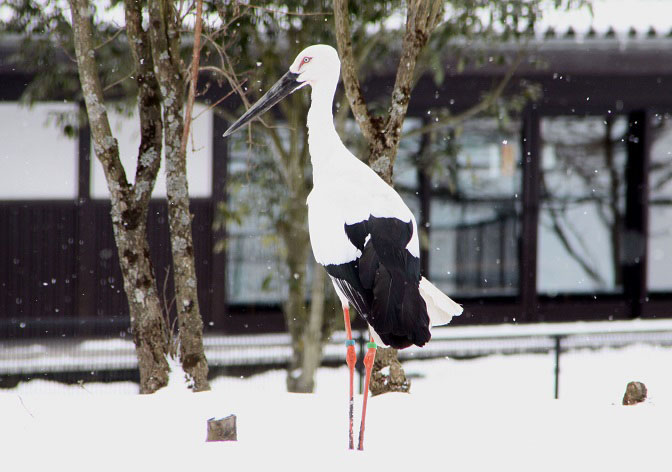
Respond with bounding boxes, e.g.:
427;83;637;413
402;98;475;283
2;345;671;471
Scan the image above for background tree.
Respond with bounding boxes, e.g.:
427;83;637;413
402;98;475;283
3;0;216;392
70;0;210;391
145;0;209;391
207;1;340;393
69;0;171;393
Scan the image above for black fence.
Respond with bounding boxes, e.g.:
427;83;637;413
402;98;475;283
3;319;672;398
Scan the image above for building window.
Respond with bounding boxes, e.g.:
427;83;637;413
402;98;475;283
225;117;522;303
538;116;627;295
424;118;521;297
0;102;78;200
226;130;287;305
648;113;672;291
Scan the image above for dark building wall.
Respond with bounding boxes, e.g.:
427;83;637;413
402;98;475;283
3;37;672;338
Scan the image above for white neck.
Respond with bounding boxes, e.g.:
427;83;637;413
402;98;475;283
306;79;344;182
307;78;338;126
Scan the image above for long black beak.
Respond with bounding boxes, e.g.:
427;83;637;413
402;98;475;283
223;71;302;138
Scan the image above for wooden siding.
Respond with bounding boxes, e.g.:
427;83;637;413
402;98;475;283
0;200;219;337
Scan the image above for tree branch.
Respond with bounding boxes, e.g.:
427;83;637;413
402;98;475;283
386;0;441;136
181;0;204;159
68;0;128;192
264;119;293;187
124;0;163;205
236;1;331;17
545;204;605;286
333;0;376;144
404;51;524;138
148;0;210;392
102;68;135;92
192;83;241;121
94;26;125;50
540;172;605;286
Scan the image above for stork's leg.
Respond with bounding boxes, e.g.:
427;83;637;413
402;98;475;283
343;306;356;450
357;337;377;451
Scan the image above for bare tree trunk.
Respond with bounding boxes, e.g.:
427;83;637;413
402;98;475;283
605;117;623;286
148;0;209;391
69;0;169;393
257;86;332;393
370;347;411;396
120;232;170;394
335;0;442;181
280;200;313;393
292;260;327;393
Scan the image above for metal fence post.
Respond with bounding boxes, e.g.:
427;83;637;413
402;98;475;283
554;336;562;399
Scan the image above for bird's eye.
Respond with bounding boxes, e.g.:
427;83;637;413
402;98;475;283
303;57;311;63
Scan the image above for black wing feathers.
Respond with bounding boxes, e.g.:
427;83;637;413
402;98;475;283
330;216;430;349
344;221;368;251
324;262;370;320
367;217;413;270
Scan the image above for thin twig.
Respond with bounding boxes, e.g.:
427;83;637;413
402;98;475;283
18;396;34;419
237;1;331;16
404;50;525;138
77;380;92;394
181;0;204;158
161;266;178;353
58;42;78;63
178;0;195;24
94;27;125;50
103;68;136;92
191;81;245;121
199;33;251;108
162;267;174;321
333;0;376;143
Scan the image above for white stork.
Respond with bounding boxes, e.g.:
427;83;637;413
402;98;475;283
223;44;463;451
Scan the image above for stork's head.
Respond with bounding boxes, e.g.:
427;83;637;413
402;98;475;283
223;44;340;138
289;44;341;86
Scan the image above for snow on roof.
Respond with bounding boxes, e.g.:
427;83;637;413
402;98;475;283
2;1;672;45
536;0;672;39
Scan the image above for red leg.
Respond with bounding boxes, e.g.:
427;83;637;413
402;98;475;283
343;306;356;450
358;337;377;451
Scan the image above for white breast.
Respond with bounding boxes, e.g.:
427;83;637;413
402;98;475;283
307;154;420;264
307;185;361;266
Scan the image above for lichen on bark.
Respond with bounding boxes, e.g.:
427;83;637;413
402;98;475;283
68;0;186;394
147;0;209;392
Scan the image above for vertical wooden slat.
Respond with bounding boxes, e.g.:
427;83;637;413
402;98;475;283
520;107;541;322
148;201;173;322
624;110;650;318
93;200;127;322
476;223;484;289
13;205;25;318
417;127;431;278
30;205;40;318
499;217;506;288
211;113;228;330
0;206;5;316
192;200;213;325
76;108;97;320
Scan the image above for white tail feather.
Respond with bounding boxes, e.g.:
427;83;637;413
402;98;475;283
419;277;463;326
